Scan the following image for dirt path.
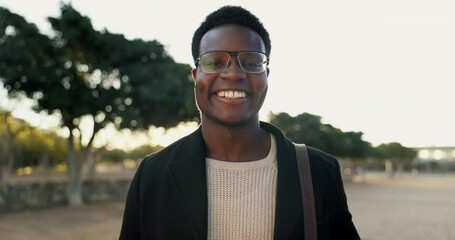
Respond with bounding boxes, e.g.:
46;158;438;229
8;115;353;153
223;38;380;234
347;173;455;240
1;173;454;240
0;201;125;240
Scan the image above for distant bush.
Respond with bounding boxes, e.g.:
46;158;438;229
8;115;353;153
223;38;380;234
96;144;163;163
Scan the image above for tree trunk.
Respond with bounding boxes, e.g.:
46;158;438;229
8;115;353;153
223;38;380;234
0;163;5;191
66;133;84;207
397;162;404;174
4;115;17;179
0;145;7;191
385;159;394;177
85;150;96;179
6;146;15;177
38;152;50;174
83;118;99;179
65;116;99;206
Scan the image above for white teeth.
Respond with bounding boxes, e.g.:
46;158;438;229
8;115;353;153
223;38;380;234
217;91;246;98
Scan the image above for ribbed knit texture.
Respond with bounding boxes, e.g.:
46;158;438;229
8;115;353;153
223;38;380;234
206;135;277;240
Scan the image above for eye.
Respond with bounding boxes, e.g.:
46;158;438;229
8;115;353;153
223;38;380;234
201;53;228;70
241;59;264;71
243;61;262;68
239;52;266;71
205;59;225;67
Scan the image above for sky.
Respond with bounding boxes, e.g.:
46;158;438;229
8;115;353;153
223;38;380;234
1;0;454;148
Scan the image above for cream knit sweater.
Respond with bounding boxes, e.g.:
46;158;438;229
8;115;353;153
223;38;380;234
206;135;277;240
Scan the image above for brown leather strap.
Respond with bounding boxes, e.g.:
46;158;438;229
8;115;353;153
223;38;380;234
294;143;318;240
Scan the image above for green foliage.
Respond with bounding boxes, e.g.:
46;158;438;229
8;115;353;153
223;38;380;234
268;112;419;168
17;128;67;167
0;7;56;98
0;4;198;134
127;144;163;160
0;111;67;169
374;142;417;163
0;5;121;131
97;148;127;163
269;112;372;159
97;144;162;163
100;31;199;129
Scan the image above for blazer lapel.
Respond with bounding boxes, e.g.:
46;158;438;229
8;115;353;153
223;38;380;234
262;123;303;239
169;128;208;239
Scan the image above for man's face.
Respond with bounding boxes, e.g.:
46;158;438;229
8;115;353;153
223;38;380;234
192;24;269;127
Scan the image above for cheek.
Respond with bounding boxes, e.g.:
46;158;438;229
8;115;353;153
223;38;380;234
194;80;210;106
194;72;215;97
255;77;268;94
195;81;208;96
254;78;268;106
261;84;268;97
258;85;268;105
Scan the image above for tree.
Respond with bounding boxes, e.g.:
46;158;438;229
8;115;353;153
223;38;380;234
0;110;30;189
0;110;66;189
16;124;67;172
96;144;162;164
100;31;198;129
374;142;417;175
269;112;372;159
0;4;198;206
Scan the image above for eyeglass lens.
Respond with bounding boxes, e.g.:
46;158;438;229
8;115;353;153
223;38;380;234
200;52;267;73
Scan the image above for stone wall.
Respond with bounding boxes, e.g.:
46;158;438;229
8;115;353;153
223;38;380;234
0;176;132;213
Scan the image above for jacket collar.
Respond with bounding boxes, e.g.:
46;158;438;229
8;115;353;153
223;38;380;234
169;122;301;239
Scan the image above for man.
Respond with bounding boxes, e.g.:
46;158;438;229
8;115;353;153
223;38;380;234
120;5;360;240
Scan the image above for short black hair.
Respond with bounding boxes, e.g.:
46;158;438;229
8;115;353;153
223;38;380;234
191;5;271;66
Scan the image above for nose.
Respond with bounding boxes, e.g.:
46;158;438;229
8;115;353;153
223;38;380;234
221;57;246;79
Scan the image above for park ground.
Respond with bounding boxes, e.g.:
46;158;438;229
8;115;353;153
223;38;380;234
0;173;454;240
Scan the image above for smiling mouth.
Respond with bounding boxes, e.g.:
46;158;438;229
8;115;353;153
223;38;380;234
216;90;247;99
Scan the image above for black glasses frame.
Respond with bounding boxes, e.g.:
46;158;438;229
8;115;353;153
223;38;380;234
195;51;269;73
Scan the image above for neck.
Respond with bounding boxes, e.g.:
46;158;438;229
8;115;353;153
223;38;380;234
201;119;270;162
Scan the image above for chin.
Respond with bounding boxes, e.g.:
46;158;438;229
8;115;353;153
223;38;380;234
204;114;258;128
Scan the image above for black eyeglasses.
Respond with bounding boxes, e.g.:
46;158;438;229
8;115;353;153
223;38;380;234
196;51;269;74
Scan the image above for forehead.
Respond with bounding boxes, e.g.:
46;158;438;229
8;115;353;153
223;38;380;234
199;24;266;54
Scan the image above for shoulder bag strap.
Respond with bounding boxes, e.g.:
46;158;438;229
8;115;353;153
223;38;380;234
294;143;318;240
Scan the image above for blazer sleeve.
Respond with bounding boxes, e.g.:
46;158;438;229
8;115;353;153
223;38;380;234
119;159;145;240
330;159;361;240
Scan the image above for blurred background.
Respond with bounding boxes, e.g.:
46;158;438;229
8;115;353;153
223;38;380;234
0;0;454;239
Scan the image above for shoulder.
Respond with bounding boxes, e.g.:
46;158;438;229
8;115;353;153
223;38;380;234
305;146;344;189
307;146;340;169
143;136;186;164
139;127;204;170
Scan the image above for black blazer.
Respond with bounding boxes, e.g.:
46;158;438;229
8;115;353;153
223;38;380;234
119;122;360;240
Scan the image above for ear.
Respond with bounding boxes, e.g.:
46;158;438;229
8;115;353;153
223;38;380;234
266;67;270;77
191;68;198;82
